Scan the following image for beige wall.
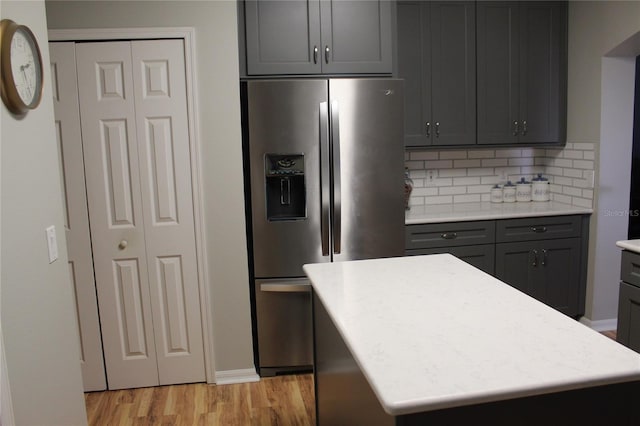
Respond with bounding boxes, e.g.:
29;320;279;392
44;1;255;374
567;0;640;322
1;1;88;424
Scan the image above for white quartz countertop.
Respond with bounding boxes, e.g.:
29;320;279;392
616;239;640;254
303;254;640;416
405;201;592;224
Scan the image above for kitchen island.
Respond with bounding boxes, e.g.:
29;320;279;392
304;254;640;425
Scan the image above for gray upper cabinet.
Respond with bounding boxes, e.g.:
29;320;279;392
244;0;392;76
398;1;476;148
477;1;567;145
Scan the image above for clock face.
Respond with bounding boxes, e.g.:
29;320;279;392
0;19;43;114
10;27;41;107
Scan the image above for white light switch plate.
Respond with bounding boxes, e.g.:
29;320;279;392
46;225;58;264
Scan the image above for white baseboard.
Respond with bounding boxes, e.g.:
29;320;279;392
214;368;260;385
579;317;618;332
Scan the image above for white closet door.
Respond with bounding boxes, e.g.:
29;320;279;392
76;41;159;390
50;42;107;392
131;39;205;385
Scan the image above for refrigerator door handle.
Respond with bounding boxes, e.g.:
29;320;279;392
320;102;331;256
330;100;342;254
260;282;311;293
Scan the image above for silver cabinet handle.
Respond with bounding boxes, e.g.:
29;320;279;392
513;121;519;136
532;249;538;267
118;240;128;250
325;45;330;64
531;226;547;233
319;102;330;256
313;46;318;64
541;248;548;266
522;120;528;136
260;282;311;293
426;122;431;138
441;232;457;240
435;122;440;137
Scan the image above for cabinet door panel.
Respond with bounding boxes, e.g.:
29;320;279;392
519;1;566;144
430;1;476;146
320;0;392;74
495;241;533;295
245;0;322;75
539;238;580;316
397;1;430;147
618;281;640;353
477;1;519;145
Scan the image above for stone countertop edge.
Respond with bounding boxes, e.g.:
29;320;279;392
616;239;640;253
304;254;640;417
405;201;593;225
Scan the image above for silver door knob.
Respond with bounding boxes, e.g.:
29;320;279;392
118;240;128;250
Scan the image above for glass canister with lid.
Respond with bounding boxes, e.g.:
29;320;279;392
532;174;550;202
503;181;516;203
516;177;532;202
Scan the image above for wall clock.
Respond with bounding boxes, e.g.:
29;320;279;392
0;19;44;115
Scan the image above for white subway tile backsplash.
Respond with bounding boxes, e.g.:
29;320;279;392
453;176;481;186
425;160;454;169
573;160;594;170
509;157;535;167
496;148;523;158
440;186;467;195
439;168;467;178
563;168;583;178
425;195;454;205
440;150;468;160
468;150;495;159
454;194;482;203
410;151;439;161
405;143;595;209
481;158;509;167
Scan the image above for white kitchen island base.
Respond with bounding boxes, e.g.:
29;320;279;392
305;255;640;425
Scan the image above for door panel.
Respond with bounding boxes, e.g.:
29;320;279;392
131;40;205;385
49;42;107;392
477;1;519;145
247;80;331;278
76;41;159;390
431;1;476;146
329;79;405;262
320;0;392;74
245;0;322;75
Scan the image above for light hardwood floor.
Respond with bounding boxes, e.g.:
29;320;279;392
85;374;315;426
85;331;619;425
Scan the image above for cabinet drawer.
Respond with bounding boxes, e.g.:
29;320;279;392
495;215;581;243
406;244;495;275
405;221;495;249
621;250;640;287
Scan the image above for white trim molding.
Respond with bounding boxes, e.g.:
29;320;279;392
214;369;260;386
47;27;216;384
579;317;618;332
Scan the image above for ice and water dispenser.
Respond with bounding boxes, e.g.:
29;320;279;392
265;154;306;221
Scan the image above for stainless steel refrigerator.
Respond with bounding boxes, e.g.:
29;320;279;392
243;79;405;376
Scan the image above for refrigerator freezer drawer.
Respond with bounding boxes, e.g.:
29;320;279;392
255;278;313;376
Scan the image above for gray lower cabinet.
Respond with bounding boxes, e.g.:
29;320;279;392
406;214;588;317
244;0;392;75
617;251;640;353
495;238;581;316
397;1;476;148
477;1;567;145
